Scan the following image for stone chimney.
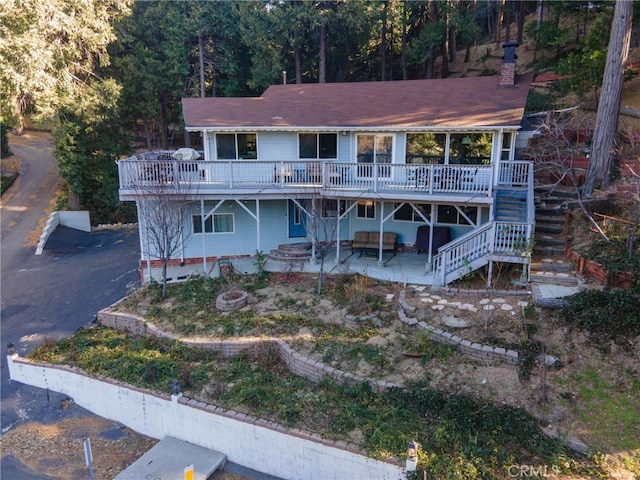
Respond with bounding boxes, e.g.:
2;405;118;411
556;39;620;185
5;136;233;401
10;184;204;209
500;41;518;86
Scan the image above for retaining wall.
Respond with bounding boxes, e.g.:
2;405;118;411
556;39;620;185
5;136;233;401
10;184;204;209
7;354;403;480
35;211;91;255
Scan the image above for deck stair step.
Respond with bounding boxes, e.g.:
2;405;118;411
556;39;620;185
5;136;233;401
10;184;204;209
494;189;528;222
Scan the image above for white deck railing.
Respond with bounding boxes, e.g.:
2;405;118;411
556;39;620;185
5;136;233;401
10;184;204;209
433;221;533;285
118;155;531;197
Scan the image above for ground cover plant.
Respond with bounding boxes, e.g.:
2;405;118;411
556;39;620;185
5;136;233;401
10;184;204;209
29;325;605;479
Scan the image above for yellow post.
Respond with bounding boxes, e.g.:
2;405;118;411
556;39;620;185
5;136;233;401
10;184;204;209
184;464;194;480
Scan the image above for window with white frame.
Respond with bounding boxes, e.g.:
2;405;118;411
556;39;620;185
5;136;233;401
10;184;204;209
393;203;431;222
501;132;514;161
357;200;376;219
299;133;337;159
216;133;257;159
192;213;235;233
437;205;478;226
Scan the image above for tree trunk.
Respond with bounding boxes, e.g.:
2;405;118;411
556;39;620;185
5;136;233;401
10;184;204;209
583;0;633;196
162;261;168;299
426;0;436;79
143;119;153;151
381;0;388;81
449;25;457;63
495;0;505;43
211;34;217;97
517;0;525;44
465;0;476;63
158;94;169;149
319;21;327;83
441;4;450;78
198;32;205;98
401;0;407;80
294;44;302;84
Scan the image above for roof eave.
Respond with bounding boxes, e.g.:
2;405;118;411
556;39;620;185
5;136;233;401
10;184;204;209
185;125;524;133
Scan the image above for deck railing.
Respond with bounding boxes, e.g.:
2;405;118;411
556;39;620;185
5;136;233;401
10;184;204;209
433;220;533;285
118;155;533;197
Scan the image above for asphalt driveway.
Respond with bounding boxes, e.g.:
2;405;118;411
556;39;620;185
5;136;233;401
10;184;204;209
1;131;141;439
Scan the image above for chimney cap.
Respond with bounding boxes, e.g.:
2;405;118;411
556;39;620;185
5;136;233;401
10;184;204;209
502;42;518;63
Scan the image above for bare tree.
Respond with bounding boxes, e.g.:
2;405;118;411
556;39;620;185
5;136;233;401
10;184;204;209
135;172;193;298
300;197;342;294
524;110;609;240
583;0;633;196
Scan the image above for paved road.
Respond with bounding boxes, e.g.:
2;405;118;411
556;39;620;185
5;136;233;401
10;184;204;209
1;131;141;433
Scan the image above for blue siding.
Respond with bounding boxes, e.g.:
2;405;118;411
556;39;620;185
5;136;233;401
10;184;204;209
347;202;490;246
182;200;295;258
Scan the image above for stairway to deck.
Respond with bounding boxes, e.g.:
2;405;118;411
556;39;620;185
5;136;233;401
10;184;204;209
530;186;580;286
494;188;527;223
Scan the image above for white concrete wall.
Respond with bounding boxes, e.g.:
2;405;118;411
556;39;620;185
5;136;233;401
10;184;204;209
59;211;91;232
7;355;404;480
35;211;91;255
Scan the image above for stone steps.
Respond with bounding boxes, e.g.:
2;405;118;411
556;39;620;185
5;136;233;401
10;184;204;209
530;185;580;287
267;242;313;264
529;270;579;286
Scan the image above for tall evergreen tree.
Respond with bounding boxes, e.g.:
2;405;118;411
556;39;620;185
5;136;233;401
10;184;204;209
584;0;634;196
0;0;131;131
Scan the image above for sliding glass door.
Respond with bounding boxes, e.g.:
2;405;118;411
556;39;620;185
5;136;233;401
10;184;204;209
357;134;393;178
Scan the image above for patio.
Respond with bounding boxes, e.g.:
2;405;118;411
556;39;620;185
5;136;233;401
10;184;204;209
144;249;441;287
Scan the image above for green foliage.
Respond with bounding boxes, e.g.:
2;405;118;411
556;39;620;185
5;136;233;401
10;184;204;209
525;90;559;113
0;0;132;128
402;330;457;364
1;123;12;157
53;79;135;223
561;288;640;341
253;250;268;279
29;325;218;393
556;11;612;99
580;239;640;277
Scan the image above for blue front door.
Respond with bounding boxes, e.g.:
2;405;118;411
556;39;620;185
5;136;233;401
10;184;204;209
288;200;307;238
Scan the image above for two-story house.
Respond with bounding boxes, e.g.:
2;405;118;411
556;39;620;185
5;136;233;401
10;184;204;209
118;43;534;287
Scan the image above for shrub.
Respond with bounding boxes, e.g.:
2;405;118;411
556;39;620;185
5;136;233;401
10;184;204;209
560;289;640;341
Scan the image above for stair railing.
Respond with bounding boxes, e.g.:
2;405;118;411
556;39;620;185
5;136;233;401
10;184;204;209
433;220;534;285
433;223;494;285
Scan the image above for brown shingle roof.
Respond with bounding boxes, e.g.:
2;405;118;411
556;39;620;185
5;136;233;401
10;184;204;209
182;74;533;130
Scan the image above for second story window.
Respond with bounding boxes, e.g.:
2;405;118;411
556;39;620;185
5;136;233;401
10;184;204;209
299;133;337;159
216;133;257;160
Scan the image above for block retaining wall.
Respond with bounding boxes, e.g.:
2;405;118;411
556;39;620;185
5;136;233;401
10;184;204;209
396;290;521;365
99;290;521;391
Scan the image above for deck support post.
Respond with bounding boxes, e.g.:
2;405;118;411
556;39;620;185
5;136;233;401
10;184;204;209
487;259;494;287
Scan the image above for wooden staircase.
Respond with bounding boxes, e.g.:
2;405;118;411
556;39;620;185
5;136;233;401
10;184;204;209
494;188;528;223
